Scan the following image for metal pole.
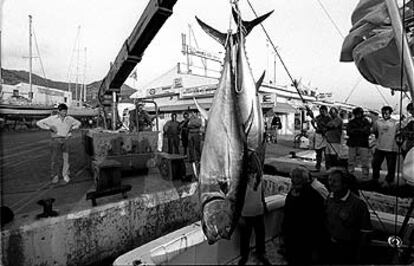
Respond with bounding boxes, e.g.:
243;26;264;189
83;47;87;102
273;53;277;84
385;0;414;99
75;26;80;106
0;30;2;94
112;91;117;130
29;15;33;101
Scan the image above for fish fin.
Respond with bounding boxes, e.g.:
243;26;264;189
193;97;209;121
244;104;255;135
195;16;228;46
256;71;266;92
232;8;274;36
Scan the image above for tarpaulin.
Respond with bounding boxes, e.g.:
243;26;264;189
340;0;414;90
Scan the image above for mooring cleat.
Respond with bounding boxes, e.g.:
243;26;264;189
36;198;58;219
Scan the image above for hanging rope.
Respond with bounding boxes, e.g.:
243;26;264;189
245;0;306;105
316;0;345;39
374;85;391;106
393;0;408;242
32;27;47;80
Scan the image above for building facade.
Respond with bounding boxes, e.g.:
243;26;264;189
130;64;318;136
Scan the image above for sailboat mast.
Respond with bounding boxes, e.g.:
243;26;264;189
83;47;87;103
28;15;33;101
75;25;80;106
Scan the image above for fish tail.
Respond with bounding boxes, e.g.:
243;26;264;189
232;8;274;36
195;16;228;46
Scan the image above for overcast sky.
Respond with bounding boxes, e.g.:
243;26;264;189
1;0;410;109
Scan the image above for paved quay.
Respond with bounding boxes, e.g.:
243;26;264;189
1;130;300;229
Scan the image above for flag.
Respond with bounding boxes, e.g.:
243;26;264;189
129;69;137;80
340;0;414;90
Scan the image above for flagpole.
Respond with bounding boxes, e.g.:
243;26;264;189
385;0;414;99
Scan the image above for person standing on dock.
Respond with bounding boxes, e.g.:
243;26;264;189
398;102;414;158
163;113;180;154
187;111;202;162
347;107;371;179
238;155;271;266
270;113;282;143
36;103;81;184
325;107;343;169
310;105;331;171
187;111;202;177
371;106;399;187
179;111;190;156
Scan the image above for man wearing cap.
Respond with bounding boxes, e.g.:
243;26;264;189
37;103;81;184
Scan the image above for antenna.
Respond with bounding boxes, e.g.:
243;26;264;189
181;25;221;77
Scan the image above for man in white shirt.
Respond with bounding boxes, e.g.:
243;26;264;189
37;103;81;184
371;106;399;187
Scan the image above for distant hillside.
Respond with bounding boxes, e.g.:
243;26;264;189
1;68;136;106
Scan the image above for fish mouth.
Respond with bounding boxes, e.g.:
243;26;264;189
202;200;234;244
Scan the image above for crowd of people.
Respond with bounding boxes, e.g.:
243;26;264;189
237;164;372;265
161;110;204;163
125;102;204;163
309;102;414;188
281;166;371;265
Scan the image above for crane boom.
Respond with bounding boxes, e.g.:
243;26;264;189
98;0;178;106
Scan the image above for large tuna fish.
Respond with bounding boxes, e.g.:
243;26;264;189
195;8;272;244
233;7;271;170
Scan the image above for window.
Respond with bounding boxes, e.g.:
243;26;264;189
13;90;19;97
64;97;67;103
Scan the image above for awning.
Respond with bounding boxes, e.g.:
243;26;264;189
145;102;212;112
273;102;297;113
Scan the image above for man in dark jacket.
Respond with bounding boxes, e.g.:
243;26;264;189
282;166;328;265
179;111;190;156
270;114;282;143
188;111;202;163
163;113;180;154
347;107;371;179
399;102;414;157
310;105;331;170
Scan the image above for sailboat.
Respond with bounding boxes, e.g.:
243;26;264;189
0;15;55;127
